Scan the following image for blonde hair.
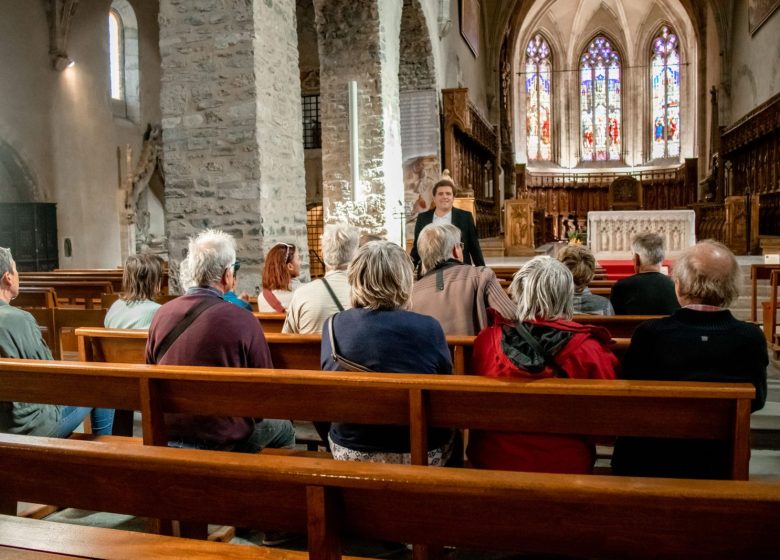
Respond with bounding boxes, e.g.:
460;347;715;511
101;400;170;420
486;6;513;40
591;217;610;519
418;223;460;275
558;245;596;291
348;241;413;310
121;253;163;302
510;256;574;322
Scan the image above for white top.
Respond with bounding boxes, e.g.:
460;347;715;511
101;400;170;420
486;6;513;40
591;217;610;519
104;299;160;330
282;270;351;334
432;210;452;225
256;289;295;312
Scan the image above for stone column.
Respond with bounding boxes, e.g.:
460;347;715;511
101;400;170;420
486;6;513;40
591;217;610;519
159;0;308;292
313;0;404;244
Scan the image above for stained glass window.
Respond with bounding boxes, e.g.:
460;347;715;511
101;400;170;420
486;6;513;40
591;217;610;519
651;26;681;159
525;34;552;161
580;36;621;161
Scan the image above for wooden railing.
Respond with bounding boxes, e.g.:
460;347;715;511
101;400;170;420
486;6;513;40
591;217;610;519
442;88;500;239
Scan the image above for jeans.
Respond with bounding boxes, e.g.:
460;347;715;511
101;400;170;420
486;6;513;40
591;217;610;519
168;419;296;453
49;406;115;438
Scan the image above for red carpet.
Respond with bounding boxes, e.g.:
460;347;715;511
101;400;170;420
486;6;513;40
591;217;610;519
597;259;674;280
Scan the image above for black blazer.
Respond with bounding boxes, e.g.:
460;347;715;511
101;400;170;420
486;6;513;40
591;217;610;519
410;207;485;267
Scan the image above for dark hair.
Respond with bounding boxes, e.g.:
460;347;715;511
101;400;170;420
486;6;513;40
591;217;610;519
432;169;456;197
262;243;297;291
558;245;596;291
121;254;163;302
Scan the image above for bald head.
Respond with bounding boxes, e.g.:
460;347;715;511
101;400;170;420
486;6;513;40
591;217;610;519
673;240;741;307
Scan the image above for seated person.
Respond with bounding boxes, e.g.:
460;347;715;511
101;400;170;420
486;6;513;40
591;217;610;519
146;229;294;452
467;256;619;474
0;247;114;437
222;259;253;312
105;253;164;329
612;240;767;479
283;223;358;334
322;240;455;465
411;223;515;335
610;232;680;315
558;245;614;316
257;242;301;312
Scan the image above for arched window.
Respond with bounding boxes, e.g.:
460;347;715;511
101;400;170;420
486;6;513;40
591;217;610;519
650;26;681;159
579;36;621;161
108;10;124;101
525;34;552;161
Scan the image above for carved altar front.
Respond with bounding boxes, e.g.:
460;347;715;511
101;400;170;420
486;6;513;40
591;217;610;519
587;210;696;259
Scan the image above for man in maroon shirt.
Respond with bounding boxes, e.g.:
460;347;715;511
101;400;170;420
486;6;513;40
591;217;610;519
146;229;294;452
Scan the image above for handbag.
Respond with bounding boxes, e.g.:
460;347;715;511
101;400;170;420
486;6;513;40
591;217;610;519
327;316;372;372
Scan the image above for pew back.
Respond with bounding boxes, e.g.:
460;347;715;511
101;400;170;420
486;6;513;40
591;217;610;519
0;358;754;478
11;287;57;309
573;314;663;338
254;312;286;333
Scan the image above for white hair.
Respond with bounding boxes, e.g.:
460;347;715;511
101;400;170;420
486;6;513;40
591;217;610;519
673;240;741;307
0;247;13;277
632;232;665;266
510;256;574;322
322;223;359;269
418;223;460;275
186;229;236;288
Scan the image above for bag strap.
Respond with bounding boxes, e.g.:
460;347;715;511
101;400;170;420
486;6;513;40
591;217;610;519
262;288;286;313
514;322;569;379
153;296;223;363
327;316;373;372
320;277;344;312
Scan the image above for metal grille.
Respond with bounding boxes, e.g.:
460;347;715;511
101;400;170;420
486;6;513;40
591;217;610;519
306;204;325;278
302;95;321;149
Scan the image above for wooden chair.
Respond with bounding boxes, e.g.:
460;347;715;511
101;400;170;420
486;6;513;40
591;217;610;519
1;433;778;559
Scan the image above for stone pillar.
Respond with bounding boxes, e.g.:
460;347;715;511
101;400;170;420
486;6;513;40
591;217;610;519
313;0;404;244
159;0;308;292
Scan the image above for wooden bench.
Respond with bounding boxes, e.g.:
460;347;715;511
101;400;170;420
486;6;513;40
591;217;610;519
573;314;663;338
11;287;57;308
19;280;114;309
254;312;286;333
100;292;179;309
28;308;107;360
0;358;755;479
1;434;777;559
22;270;170;294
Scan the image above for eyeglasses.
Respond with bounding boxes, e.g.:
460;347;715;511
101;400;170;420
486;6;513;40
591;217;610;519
232;259;241;272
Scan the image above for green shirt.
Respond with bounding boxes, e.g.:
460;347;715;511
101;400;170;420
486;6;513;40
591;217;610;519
0;300;61;435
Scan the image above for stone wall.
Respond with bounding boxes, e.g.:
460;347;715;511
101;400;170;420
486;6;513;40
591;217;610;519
159;0;308;291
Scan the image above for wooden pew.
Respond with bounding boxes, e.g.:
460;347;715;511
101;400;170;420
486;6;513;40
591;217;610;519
100;292;178;309
11;287;57;308
573;314;664;338
2;434;778;559
19;280;114;309
27;308;107;360
254;312;286;333
0;358;755;479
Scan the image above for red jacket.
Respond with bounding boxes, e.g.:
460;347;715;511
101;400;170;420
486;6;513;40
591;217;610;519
467;312;619;474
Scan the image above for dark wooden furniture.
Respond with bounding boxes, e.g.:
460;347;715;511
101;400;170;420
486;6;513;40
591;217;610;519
253;312;287;333
19;280;114;309
11;287;57;308
751;264;780;323
1;434;778;560
0;203;58;271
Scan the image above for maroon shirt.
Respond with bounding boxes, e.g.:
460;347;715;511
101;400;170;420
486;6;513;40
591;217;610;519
146;289;273;447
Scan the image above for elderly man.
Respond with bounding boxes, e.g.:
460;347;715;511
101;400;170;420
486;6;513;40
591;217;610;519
283;223;359;334
411;223;514;335
410;170;484;269
610;232;679;315
0;247;113;437
146;229;294;452
612;240;767;479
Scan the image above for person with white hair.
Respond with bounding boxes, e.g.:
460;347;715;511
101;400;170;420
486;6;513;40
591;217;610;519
146;229;294;452
283;223;359;334
322;241;455;465
0;247;114;437
610;232;679;315
411;223;515;335
613;240;767;479
467;256;619;474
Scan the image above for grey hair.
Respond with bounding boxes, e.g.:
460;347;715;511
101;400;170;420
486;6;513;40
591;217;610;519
509;256;574;322
418;223;460;275
185;229;236;288
322;223;359;269
348;241;414;311
673;239;741;307
632;232;665;266
0;247;13;277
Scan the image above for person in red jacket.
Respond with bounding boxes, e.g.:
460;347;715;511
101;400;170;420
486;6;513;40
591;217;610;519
467;256;620;474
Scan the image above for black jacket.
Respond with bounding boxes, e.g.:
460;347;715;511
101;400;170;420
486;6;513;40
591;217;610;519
410;207;485;267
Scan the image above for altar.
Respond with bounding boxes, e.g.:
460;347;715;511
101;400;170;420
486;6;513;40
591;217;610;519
587;210;696;259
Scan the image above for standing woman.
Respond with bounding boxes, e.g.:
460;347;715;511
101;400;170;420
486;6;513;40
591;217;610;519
257;242;301;312
104;253;163;329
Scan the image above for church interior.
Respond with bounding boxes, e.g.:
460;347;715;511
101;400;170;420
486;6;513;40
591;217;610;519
2;0;780;557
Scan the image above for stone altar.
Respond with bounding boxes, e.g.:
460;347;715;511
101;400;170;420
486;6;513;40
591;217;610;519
587;210;696;259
